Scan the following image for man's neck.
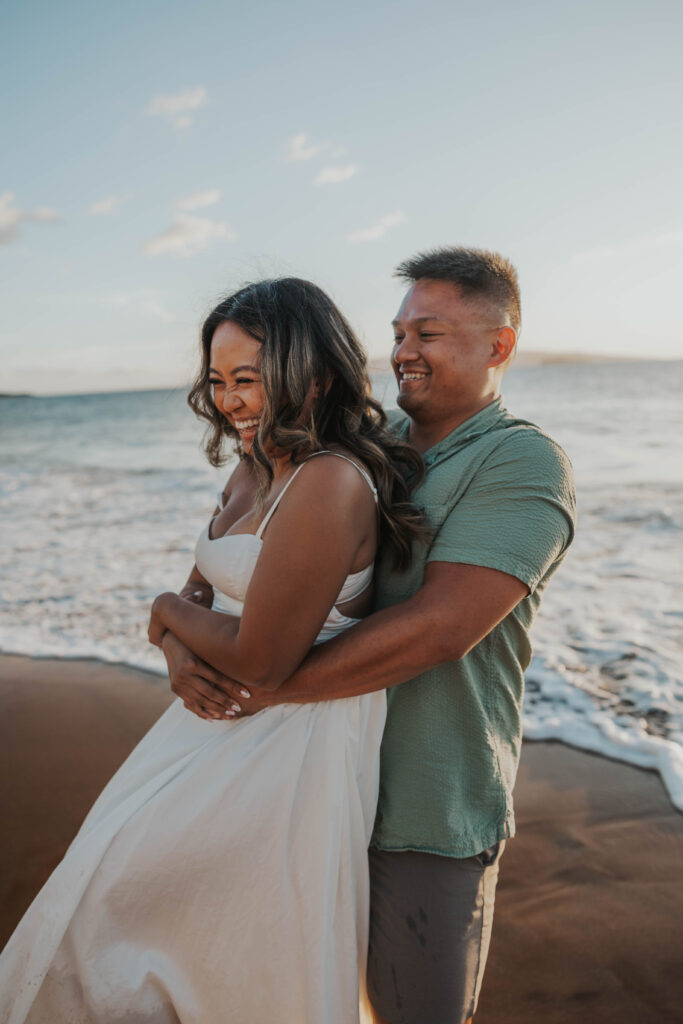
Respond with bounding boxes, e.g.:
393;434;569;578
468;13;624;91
407;395;499;454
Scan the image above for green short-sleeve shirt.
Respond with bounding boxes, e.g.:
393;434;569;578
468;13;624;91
371;397;576;858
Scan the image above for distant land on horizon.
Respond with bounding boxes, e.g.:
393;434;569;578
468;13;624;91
0;351;677;400
367;349;661;373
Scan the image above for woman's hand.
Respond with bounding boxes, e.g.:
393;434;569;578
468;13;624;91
178;581;214;607
161;632;270;720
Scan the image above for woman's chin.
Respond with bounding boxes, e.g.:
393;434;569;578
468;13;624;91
238;430;257;453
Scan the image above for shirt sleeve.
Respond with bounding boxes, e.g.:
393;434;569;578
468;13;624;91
426;428;576;592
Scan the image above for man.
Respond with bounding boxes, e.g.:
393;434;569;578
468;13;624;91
166;247;576;1023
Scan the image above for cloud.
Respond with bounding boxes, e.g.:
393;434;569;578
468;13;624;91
91;289;178;323
315;164;359;186
0;192;59;244
347;211;405;243
572;229;683;265
143;299;177;323
283;132;325;162
141;213;236;257
176;188;221;212
146;86;208;129
87;194;133;216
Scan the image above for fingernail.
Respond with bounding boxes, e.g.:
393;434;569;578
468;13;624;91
225;710;235;718
239;688;251;698
231;703;241;712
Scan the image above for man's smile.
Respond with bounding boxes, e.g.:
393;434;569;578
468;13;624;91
398;367;429;391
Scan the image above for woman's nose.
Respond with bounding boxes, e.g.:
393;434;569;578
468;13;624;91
219;389;242;414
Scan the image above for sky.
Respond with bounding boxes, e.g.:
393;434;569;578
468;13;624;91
1;0;681;394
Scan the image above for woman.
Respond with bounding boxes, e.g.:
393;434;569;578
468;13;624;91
0;278;423;1023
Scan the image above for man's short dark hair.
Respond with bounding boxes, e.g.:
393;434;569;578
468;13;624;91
394;246;521;333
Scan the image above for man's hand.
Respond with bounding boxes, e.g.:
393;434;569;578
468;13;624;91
161;632;270;720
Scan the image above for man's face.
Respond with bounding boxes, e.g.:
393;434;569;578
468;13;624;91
391;279;503;430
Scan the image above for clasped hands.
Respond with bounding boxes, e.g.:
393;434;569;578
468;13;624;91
148;585;271;722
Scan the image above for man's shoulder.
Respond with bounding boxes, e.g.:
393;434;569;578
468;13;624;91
387;404;573;489
494;414;570;455
488;416;574;483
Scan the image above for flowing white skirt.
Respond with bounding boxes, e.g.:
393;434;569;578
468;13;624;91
0;691;386;1023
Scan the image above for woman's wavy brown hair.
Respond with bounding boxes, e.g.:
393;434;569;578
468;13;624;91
188;277;424;569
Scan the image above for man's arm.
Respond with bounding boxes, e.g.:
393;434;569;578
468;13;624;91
223;562;527;712
178;428;574;715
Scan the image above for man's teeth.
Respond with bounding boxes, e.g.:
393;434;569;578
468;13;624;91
401;372;427;380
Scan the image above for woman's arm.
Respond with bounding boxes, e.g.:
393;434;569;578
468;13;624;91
150;456;376;691
161;631;244;719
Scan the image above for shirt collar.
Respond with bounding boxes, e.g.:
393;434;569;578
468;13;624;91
396;396;509;466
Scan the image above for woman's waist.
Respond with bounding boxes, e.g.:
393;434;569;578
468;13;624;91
211;588;363;642
211;590;244;617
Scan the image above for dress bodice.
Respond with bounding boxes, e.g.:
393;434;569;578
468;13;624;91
194;451;377;643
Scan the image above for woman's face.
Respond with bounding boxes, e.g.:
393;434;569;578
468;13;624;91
209;321;264;453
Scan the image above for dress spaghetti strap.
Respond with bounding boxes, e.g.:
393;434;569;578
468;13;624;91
255;451;377;540
304;450;378;502
254;462;308;540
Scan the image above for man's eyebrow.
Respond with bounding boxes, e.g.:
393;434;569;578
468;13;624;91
391;316;448;327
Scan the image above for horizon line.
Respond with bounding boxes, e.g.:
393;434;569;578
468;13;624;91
2;352;680;400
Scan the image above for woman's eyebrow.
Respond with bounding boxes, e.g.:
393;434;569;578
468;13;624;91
208;364;260;376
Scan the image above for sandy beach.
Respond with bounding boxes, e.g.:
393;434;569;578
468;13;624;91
1;653;681;1022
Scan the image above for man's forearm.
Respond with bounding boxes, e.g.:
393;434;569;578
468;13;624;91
270;588;452;704
267;562;527;706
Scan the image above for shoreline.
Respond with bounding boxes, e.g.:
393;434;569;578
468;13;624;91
2;648;680;815
2;653;683;1021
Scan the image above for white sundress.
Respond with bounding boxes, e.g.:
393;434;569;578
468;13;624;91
0;454;385;1023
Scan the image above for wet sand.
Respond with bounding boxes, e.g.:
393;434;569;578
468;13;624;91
1;653;682;1022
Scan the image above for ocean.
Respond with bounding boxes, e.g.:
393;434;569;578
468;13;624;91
1;360;682;810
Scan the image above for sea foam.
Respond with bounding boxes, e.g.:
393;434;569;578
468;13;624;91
1;364;682;810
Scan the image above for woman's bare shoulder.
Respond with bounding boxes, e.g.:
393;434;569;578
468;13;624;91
288;451;376;514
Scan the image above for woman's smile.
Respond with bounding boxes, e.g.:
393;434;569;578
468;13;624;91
230;416;260;445
208;321;265;453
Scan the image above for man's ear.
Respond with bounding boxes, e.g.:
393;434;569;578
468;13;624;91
487;326;516;368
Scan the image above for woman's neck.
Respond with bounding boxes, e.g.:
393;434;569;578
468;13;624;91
269;452;295;482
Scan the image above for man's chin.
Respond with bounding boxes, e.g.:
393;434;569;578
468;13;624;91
397;392;417;412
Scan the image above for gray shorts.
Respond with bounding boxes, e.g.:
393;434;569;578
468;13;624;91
367;842;504;1024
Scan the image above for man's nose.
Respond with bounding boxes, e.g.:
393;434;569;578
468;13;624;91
393;334;420;364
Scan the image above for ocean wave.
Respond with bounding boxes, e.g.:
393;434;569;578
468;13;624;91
2;366;682;812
